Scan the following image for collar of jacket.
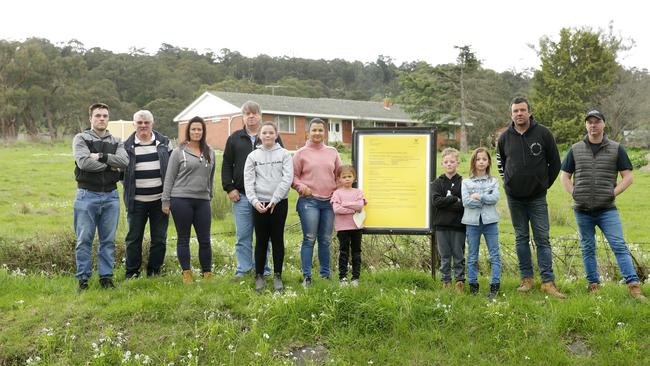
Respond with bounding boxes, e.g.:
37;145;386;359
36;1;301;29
508;116;538;135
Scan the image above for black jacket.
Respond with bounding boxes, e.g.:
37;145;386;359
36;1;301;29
221;128;283;194
121;130;171;212
432;173;465;232
496;117;561;200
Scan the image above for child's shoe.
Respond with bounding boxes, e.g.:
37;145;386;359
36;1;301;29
487;283;500;300
273;273;284;291
469;283;479;295
255;274;265;293
351;278;359;287
339;278;349;287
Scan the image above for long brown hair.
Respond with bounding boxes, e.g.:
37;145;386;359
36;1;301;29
470;147;491;177
185;116;211;163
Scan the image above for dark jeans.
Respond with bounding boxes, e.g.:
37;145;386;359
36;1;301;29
506;194;555;282
435;229;465;283
337;229;362;280
170;198;212;272
125;200;169;277
253;199;288;275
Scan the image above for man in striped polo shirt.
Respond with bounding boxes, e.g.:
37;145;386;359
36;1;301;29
122;110;172;278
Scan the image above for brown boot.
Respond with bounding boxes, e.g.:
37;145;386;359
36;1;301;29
202;272;213;281
628;283;648;302
517;277;534;292
541;281;567;299
455;281;464;293
443;282;452;289
587;283;601;293
182;270;194;284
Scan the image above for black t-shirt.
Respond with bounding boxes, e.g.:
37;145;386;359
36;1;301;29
561;142;633;173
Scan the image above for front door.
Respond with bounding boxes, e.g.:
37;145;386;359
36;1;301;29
328;119;342;143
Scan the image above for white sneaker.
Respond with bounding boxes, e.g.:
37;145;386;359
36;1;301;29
339;278;349;287
351;279;359;287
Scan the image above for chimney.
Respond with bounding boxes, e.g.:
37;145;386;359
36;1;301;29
383;97;392;110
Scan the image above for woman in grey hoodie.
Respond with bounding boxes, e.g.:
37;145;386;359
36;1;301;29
162;117;216;284
244;122;293;292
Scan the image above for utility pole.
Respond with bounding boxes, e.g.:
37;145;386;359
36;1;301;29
265;85;286;95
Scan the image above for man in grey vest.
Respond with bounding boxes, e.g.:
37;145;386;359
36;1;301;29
560;109;646;301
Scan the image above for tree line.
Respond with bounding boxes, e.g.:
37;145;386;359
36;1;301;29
1;25;649;148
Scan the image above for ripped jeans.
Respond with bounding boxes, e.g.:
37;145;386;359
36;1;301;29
297;197;334;278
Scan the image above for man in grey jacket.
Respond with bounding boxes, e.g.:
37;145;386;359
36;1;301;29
73;103;129;292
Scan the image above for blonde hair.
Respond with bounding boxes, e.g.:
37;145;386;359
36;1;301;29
470;147;491;177
441;147;460;161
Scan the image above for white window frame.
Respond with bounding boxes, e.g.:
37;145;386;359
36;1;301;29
274;115;296;133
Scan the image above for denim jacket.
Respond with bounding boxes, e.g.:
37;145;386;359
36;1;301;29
461;175;499;225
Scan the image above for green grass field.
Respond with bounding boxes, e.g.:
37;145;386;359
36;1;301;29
1;141;649;365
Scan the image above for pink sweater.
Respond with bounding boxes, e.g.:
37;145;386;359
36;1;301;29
292;141;342;199
331;187;367;231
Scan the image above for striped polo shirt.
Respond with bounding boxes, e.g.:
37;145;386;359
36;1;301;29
134;135;163;202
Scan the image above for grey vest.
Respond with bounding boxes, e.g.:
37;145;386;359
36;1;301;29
571;136;619;211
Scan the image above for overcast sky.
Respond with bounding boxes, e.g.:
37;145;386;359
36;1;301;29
3;0;648;73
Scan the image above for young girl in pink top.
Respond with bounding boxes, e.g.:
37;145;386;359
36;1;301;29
331;165;367;286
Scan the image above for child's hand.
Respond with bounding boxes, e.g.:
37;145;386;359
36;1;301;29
255;202;268;213
470;193;481;200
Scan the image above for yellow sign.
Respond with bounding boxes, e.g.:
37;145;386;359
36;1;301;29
357;134;430;230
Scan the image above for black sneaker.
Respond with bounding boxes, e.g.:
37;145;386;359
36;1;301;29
469;283;479;295
487;283;500;300
302;276;312;289
78;279;89;293
99;277;115;289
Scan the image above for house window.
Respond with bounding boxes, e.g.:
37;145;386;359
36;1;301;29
447;130;455;139
274;115;295;133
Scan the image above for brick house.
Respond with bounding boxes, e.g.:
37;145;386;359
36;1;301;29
173;91;462;150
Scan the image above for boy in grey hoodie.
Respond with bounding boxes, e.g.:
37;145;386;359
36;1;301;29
243;122;293;292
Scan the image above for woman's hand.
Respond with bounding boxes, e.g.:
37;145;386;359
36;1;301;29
300;186;313;197
162;206;170;215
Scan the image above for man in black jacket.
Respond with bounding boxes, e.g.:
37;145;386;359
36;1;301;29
221;101;282;278
122;110;172;278
496;97;565;298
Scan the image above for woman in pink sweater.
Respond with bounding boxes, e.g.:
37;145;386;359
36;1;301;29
292;118;342;288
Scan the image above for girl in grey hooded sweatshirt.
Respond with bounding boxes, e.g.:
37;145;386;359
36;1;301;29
244;122;293;292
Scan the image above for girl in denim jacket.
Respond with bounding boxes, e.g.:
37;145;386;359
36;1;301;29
461;147;502;299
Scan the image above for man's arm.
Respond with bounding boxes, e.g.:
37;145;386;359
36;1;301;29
221;136;236;193
73;134;107;172
496;136;506;179
559;171;574;195
545;129;561;187
615;170;633;196
105;139;128;169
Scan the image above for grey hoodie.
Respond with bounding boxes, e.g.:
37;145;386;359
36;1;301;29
162;144;216;208
243;143;293;207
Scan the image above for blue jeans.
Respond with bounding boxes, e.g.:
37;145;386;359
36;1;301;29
466;220;501;285
233;192;270;276
124;200;169;277
507;195;555;282
574;208;639;284
74;188;120;280
297;197;334;278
